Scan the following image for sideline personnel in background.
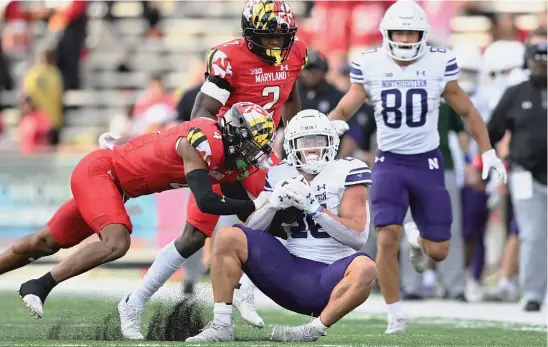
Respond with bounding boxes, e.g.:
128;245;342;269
487;27;547;312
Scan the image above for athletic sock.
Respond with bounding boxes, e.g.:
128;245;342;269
128;241;186;307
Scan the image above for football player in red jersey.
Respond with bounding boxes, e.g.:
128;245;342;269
0;102;275;320
118;0;351;340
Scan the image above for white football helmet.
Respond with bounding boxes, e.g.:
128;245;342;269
481;40;526;107
379;0;430;61
283;110;339;175
452;44;483;94
483;40;525;74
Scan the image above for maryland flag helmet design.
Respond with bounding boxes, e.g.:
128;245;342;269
219;101;275;169
241;0;297;66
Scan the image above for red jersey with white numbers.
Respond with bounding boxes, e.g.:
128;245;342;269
110;118;241;198
205;37;307;128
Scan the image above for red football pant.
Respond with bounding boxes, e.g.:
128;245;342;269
48;150;132;248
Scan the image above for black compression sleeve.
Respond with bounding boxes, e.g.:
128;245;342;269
186;169;255;216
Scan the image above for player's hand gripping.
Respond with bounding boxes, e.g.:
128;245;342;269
330;119;350;136
285;176;323;216
481;149;507;184
267;180;294;210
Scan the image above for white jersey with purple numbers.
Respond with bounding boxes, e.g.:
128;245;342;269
350;46;460;155
263;157;372;265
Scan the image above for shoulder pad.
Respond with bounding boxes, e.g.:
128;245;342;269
337;157;372;188
186;119;222;168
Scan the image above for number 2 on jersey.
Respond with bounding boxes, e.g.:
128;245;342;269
262;86;280;118
381;88;427;129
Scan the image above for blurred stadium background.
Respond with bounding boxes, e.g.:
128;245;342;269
0;0;546;343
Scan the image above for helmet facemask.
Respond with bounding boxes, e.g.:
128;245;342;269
383;30;427;61
286;133;337;175
219;103;274;170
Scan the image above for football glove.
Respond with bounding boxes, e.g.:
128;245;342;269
330;119;350;136
481;149;507;184
98;132;121;150
268;180;294;210
285;178;322;216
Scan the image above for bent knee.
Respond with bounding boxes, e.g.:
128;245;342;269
347;256;377;286
99;225;131;259
423;239;450;262
214;226;246;250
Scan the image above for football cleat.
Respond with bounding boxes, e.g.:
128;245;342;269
19;292;43;319
404;222;427;273
385;317;407;334
118;294;145;340
271;323;324;342
233;287;264;328
185;321;234;342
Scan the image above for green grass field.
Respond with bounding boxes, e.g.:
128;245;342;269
0;292;546;347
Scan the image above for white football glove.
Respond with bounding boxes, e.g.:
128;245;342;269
257;156;274;171
330;119;350;136
285;179;322;216
98;132;121;150
268;180;294;210
481;149;507;184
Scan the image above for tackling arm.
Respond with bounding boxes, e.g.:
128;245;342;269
244;191;278;231
313;185;369;250
443;81;492;154
328;83;368;121
178;139;255;216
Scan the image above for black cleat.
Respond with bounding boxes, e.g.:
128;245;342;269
524;301;541;312
183;282;195;295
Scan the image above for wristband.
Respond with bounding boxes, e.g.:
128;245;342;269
308;204;324;218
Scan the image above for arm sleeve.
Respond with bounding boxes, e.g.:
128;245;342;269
186;169;255;216
201;48;234;105
487;87;514;146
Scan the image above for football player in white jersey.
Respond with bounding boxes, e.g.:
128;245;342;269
186;110;376;343
328;0;507;334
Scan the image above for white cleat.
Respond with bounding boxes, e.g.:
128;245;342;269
385;317;407;334
185;321;234;342
233;288;264;328
404;222;427;273
19;293;43;319
118;294;145;340
271;323;324;342
465;275;484;303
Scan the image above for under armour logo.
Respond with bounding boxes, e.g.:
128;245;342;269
522;101;532;109
386;72;393;77
375;156;385;163
280;64;289;71
317;184;326;191
416;70;426;76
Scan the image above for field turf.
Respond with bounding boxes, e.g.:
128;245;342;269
0;292;546;347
